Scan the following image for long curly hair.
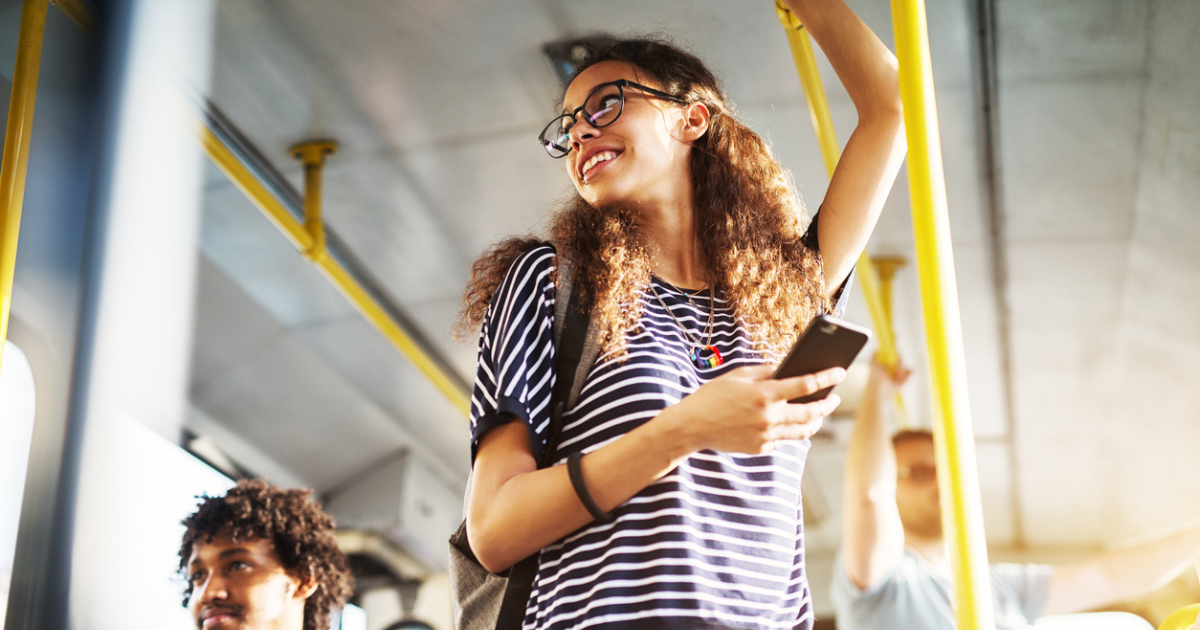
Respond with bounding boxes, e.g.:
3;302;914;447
460;37;827;357
177;479;354;630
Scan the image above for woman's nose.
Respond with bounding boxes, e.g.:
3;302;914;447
569;115;601;150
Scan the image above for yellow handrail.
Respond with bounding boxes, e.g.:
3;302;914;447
0;0;50;367
192;119;472;417
889;0;995;627
774;2;904;411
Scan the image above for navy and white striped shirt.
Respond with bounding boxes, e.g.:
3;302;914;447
470;225;849;630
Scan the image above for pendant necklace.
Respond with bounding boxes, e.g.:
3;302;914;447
649;281;724;369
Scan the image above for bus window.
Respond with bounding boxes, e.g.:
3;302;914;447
0;341;37;622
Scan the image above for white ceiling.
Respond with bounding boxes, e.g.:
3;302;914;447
187;0;1200;560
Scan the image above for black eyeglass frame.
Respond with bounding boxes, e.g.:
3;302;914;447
538;79;687;158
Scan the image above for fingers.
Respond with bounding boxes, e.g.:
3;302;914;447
773;367;846;401
769;416;827;443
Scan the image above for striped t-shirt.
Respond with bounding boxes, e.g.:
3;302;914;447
470;225;849;630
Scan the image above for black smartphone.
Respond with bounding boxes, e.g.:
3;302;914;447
773;314;872;404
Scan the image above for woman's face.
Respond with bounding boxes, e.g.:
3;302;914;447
561;61;695;209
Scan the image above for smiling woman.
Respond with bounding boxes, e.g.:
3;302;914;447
454;1;905;629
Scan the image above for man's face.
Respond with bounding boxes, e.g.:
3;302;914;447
894;436;943;539
187;534;312;630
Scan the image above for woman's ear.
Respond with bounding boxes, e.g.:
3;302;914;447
680;102;711;141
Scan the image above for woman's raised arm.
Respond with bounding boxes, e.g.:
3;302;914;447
779;0;906;296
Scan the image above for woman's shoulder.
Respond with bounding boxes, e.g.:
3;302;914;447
500;242;557;286
489;242;558;313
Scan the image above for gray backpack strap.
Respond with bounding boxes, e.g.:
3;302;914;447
553;251;602;413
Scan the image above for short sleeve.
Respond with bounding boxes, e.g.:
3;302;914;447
468;245;558;465
801;210;855;318
990;562;1054;624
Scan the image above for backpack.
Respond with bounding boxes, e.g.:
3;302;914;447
448;251;601;630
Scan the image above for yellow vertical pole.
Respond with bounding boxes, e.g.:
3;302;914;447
774;2;902;388
889;0;995;627
0;0;50;366
873;255;910;428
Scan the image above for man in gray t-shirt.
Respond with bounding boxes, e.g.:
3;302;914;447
834;358;1200;630
831;549;1052;630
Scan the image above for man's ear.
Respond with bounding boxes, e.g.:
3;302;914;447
293;575;318;601
680;101;710;142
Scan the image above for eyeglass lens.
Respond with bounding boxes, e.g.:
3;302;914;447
541;83;624;157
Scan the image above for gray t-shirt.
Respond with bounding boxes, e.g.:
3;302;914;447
831;548;1054;630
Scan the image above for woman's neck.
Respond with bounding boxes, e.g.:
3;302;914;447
640;199;709;290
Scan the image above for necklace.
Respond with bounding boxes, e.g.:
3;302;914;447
649;281;724;369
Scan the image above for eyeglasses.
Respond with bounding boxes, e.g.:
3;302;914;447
538;79;687;158
898;464;938;484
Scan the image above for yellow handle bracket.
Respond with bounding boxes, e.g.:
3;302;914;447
290;140;339;263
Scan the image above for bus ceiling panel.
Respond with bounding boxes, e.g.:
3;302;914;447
950;242;1010;441
190;256;293;393
288;311;475;443
200;172;361;328
998;79;1144;243
996;0;1152;85
206;0;558;164
397;128;575;259
189;328;433;495
189;259;471;492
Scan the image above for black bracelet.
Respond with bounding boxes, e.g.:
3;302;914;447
567;451;615;524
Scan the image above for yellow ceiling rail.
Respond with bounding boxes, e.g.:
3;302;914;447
0;0;50;367
192;119;471;417
889;0;995;627
774;1;904;402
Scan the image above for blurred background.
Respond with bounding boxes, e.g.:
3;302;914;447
1;0;1198;628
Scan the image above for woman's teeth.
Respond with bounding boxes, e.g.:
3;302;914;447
581;151;618;182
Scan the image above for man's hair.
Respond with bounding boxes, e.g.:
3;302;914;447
178;479;354;630
892;428;935;448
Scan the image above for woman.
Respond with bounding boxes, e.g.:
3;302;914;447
459;1;905;628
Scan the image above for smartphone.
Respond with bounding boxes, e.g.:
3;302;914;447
773;315;872;404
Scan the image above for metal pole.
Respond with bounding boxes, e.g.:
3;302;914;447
0;0;49;367
889;0;995;627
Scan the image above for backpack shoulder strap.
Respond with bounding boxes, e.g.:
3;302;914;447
543;249;599;468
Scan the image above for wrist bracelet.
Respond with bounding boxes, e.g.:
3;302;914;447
567;451;615;524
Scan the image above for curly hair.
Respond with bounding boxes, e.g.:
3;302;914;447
459;37;827;357
177;479;354;630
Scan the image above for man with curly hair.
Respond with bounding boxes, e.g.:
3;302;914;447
178;479;354;630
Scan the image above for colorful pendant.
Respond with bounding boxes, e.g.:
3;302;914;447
691;345;723;369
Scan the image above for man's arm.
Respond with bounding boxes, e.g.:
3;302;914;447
841;358;910;589
1042;519;1200;615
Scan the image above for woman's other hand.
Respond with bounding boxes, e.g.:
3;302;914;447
666;364;846;454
